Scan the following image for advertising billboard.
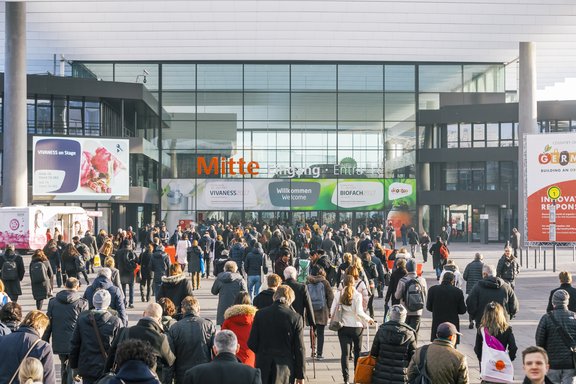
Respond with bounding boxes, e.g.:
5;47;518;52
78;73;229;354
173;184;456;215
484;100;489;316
33;137;130;200
527;133;576;242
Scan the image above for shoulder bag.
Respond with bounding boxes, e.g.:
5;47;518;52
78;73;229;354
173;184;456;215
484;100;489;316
329;299;344;332
9;339;42;384
548;312;576;367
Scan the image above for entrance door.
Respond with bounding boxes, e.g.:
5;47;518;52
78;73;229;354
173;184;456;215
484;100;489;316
447;205;470;242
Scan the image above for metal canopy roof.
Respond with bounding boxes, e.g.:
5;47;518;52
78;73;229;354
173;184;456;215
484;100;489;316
2;0;576;97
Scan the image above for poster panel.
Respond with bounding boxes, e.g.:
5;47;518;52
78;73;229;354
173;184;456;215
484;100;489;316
33;136;129;200
527;133;576;242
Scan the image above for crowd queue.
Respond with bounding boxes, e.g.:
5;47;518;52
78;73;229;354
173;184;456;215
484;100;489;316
0;219;566;384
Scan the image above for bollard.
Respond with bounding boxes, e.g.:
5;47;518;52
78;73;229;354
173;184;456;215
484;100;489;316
573;245;575;262
553;243;557;273
544;250;546;271
534;248;537;269
539;246;542;263
519;248;523;267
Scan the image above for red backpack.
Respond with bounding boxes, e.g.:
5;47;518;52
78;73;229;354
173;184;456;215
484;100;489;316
440;244;450;260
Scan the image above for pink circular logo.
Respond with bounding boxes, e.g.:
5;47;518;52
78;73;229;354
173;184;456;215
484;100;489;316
9;219;19;230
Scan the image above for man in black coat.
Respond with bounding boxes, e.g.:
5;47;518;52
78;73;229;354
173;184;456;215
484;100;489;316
248;285;305;384
466;264;519;327
184;330;261;384
546;271;576;312
426;271;467;343
81;230;98;273
0;245;25;302
253;273;282;310
282;266;316;328
44;277;88;384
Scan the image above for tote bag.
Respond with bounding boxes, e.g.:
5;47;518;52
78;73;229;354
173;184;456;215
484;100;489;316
480;327;514;383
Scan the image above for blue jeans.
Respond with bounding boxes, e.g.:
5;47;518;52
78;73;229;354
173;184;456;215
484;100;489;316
122;282;134;306
247;275;261;299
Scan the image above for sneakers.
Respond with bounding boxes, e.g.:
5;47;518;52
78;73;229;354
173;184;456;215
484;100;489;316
469;322;474;329
128;304;134;309
316;355;324;360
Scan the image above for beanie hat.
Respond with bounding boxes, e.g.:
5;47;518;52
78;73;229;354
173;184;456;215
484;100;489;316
93;289;111;310
389;304;407;323
406;259;416;273
553;289;570;307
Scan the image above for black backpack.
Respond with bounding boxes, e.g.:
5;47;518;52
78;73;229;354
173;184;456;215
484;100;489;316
30;262;48;284
1;257;18;281
403;278;425;312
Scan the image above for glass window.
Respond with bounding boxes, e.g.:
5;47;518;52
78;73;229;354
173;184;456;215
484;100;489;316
162;64;195;91
291;93;336;120
27;99;35;133
196;121;238;150
486;161;498;190
500;162;515;189
244;64;290;91
115;63;159;91
385;65;415;91
79;63;114;81
471;162;485;191
500;122;513;146
197;64;242;91
463;65;505;93
85;102;100;136
338;65;383;91
419;65;462;92
196;92;243;120
473;123;485;147
338;93;383;121
418;93;439;111
291;65;336;91
458;162;472;190
460;124;472;148
244;93;290;120
447;124;458;148
385;94;415;121
487;123;499;147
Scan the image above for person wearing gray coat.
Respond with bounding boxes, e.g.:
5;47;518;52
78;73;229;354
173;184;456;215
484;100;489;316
463;253;485;329
211;261;247;325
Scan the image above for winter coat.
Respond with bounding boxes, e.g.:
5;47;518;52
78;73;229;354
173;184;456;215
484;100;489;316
463;259;485;294
547;283;576;312
44;289;88;355
96;360;160;384
84;275;128;326
536;307;576;369
496;255;519;283
168;313;216;384
229;242;246;271
222;304;257;367
386;268;407;305
370;320;417;384
157;273;194;314
306;275;334;325
407;339;469;384
214;240;226;260
283;278;316;327
29;259;53;301
245;246;267;276
138;249;154;280
61;251;82;276
184;352;261;384
321;238;338;259
212;271;247;325
248;301;306;383
253;288;275;310
394;273;428;316
474;326;517;363
69;310;124;380
176;239;191;265
81;234;98;257
466;276;519;325
429;241;446;270
115;248;138;284
150;247;171;282
110;267;122;289
426;282;467;343
187;246;203;273
0;250;25;296
0;326;56;384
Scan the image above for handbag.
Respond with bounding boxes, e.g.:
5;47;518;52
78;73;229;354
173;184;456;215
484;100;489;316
548;312;576;367
480;327;514;383
354;355;376;384
329;304;344;332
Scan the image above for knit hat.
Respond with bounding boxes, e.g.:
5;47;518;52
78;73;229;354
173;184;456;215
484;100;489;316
389;304;407;323
406;259;416;273
553;289;570;308
93;289;111;310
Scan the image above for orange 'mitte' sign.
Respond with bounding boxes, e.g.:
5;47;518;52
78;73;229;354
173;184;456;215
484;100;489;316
197;157;260;176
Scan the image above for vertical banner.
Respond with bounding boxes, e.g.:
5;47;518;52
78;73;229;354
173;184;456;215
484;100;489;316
384;179;417;234
527;133;576;242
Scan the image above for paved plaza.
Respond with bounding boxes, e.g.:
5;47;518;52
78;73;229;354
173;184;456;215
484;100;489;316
13;242;576;383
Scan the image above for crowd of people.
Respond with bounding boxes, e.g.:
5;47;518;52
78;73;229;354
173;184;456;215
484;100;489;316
0;219;569;384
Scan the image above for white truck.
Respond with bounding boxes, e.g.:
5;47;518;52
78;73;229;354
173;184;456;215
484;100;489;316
0;206;92;250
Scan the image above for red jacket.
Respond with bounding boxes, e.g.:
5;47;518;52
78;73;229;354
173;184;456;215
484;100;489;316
221;304;257;367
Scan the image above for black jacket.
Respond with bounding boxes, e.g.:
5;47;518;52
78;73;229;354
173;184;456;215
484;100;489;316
183;352;262;384
466;276;519;325
115;248;138;284
253;288;275;310
245;246;267;276
426;282;467;342
463;259;485;294
0;250;25;296
96;360;160;384
496;255;519;282
168;313;216;384
150;246;171;281
320;238;338;259
474;326;517;362
44;289;88;355
138;249;154;280
547;283;576;312
81;234;98;256
536;307;576;369
370;321;417;384
69;310;124;380
157;273;195;314
248;301;306;383
29;259;53;300
385;268;407;305
283;278;316;328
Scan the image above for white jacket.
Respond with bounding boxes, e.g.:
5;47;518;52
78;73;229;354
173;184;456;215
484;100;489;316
176;239;191;265
330;289;372;328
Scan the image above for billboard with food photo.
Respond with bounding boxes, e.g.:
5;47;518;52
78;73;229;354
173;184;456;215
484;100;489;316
526;133;576;242
33;137;129;200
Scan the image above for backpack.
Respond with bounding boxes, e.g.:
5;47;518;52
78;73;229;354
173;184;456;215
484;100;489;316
297;259;310;283
409;345;432;384
75;243;91;262
439;244;449;260
307;281;326;311
30;262;48;284
403;278;425;312
1;258;18;281
126;251;138;272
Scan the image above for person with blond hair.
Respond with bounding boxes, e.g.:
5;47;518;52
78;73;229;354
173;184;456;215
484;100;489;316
474;301;517;365
0;278;11;309
18;357;44;384
249;285;306;384
0;310;55;383
547;271;576;312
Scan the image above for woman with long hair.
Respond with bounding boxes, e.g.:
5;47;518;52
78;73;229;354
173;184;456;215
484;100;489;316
61;244;84;283
29;250;53;310
138;243;154;302
0;279;11;309
330;274;374;384
346;265;370;312
187;239;203;290
474;301;517;374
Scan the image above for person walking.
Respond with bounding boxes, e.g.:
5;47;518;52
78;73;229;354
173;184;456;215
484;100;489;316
157;263;195;315
547;271;576;312
187;239;204;290
536;289;576;384
44;277;88;384
394;259;427;333
84;268;128;326
283;266;316;329
510;228;521;258
497;246;520;289
407;322;469;383
463;253;486;329
331;274;375;384
474;302;517;373
307;267;334;360
96;339;161;384
29;249;54;311
253;273;282;310
44;239;63;288
176;233;191;271
407;227;419;257
429;237;447;281
386;258;407;308
115;240;138;308
248;285;306;384
420;231;431;263
150;239;172;297
426;271;467;344
244;242;268;300
371;304;417;384
0;244;25;302
211;261;247;326
222;292;258;367
139;243;154;302
522;346;554;384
